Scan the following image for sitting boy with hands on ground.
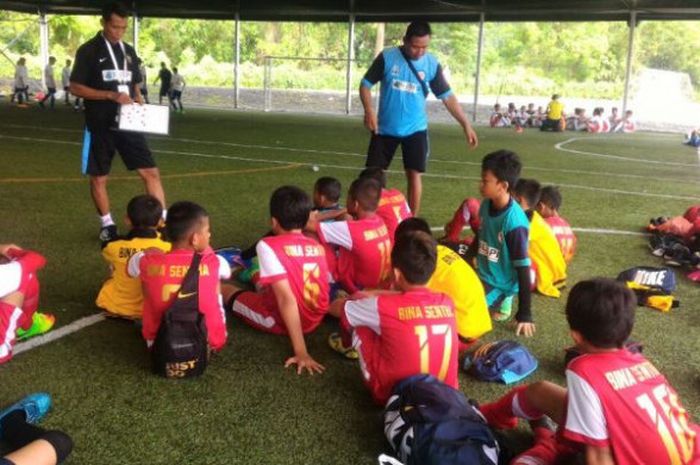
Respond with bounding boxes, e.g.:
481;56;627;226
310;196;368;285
223;186;329;375
475;150;535;337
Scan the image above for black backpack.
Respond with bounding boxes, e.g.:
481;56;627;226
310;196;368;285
151;253;209;379
384;374;503;465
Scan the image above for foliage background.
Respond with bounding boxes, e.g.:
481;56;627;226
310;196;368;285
1;12;698;99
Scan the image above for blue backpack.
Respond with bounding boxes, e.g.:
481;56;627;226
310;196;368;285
384;374;501;465
465;340;538;384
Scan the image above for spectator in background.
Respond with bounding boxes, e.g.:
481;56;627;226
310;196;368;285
170;67;186;112
613;110;636;133
540;94;565;132
13;57;29;107
490;103;509;128
39;56;57;109
61;59;72;106
153;61;172;105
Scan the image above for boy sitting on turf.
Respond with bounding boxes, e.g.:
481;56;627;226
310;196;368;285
312;176;347;222
234;176;345;285
476;150;535;337
479;278;700;465
396;218;491;352
127;201;230;353
537;185;577;264
328;230;458;405
96;195;171;319
223;186;329;375
359;167;412;241
513;179;567;298
0;244;51;364
309;177;392;294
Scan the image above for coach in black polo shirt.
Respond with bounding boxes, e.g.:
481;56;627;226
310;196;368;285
70;1;166;242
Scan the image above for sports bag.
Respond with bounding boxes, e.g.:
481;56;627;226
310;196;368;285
151;253;209;379
384;374;501;465
616;266;679;311
465;340;538;384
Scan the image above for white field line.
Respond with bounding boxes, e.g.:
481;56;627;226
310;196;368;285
13;313;106;356
1;133;699;202
431;226;648;237
555;137;700;168
0;123;697;184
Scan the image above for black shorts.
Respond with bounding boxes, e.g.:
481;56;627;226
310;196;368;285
366;130;429;173
83;128;156;176
171;90;182;99
159;86;170;97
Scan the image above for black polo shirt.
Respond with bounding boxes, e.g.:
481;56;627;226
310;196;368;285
71;32;142;130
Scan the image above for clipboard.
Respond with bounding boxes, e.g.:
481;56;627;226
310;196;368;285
118;103;170;135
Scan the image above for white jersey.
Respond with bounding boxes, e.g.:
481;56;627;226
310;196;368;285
61;66;71;87
171;73;185;92
14;65;28;88
44;64;56;88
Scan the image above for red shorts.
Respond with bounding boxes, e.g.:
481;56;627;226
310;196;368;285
340;317;387;404
230;290;286;335
0;302;23;364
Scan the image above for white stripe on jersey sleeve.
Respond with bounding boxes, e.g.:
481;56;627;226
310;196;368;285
319;221;353;250
0;262;22;298
217;255;232;280
127;252;145;278
345;296;381;335
565;369;608;441
256;240;286;279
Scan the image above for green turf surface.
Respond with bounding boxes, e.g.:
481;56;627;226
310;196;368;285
0;102;699;464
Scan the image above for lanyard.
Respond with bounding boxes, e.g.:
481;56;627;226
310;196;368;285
103;36;127;84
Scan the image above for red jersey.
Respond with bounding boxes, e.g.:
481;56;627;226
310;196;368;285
318;214;392;293
564;349;699;465
545;215;576;263
342;288;458;404
377;188;412;240
129;248;230;351
256;232;330;333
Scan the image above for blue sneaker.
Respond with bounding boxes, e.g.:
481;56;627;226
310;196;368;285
0;392;52;439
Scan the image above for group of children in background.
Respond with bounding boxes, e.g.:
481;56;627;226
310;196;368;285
567;106;636;133
490;97;636;134
2;148;698;465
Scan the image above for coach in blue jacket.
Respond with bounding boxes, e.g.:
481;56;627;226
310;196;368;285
360;21;478;216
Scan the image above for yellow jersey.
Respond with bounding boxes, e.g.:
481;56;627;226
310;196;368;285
529;211;567;298
96;231;171;319
547;100;564;120
427;245;491;340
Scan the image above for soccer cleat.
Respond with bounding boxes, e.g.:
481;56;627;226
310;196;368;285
0;392;52;440
491;296;513;322
663;243;692;267
99;224;118;243
328;332;358;360
16;312;56;341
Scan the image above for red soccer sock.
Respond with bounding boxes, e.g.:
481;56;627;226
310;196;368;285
480;386;544;429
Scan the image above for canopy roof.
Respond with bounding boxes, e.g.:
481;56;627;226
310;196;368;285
4;0;700;22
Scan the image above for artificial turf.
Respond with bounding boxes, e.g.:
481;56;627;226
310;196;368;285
0;101;699;464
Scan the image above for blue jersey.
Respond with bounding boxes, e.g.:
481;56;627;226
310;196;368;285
361;47;452;138
476;198;530;298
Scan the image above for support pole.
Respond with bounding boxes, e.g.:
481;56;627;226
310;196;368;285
234;12;240;109
132;15;139;52
345;14;356;115
472;12;485;123
622;11;637;114
39;11;49;88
